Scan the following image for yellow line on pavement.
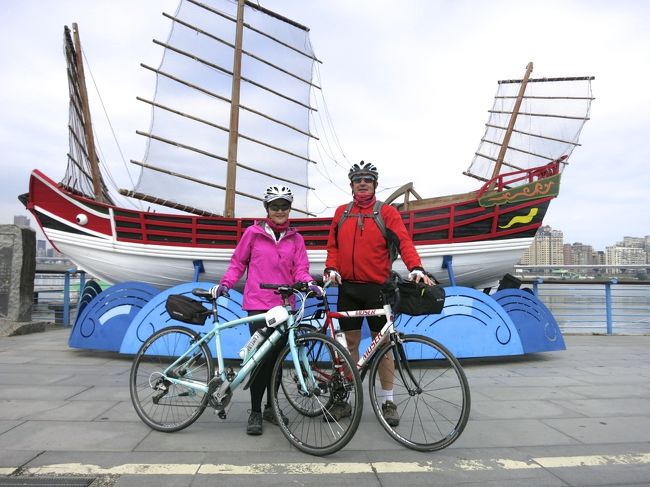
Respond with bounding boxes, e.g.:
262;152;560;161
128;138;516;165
535;453;650;469
14;453;650;477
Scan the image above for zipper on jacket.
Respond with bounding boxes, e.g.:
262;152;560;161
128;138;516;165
351;219;358;280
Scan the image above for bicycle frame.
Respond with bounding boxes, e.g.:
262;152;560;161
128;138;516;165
309;284;423;388
159;296;315;404
324;304;394;374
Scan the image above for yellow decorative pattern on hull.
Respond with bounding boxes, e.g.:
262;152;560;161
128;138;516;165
499;208;539;229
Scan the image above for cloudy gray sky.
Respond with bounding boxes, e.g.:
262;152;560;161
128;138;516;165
2;0;649;250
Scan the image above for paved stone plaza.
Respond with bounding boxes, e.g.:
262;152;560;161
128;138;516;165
1;328;649;486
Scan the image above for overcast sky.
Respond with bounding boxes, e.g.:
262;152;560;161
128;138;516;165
2;0;649;250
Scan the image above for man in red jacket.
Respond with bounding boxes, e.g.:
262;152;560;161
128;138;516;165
324;161;433;426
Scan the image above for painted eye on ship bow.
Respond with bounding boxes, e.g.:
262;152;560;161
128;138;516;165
75;213;88;225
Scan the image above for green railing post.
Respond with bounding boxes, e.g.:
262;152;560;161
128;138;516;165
533;277;543;296
63;267;77;327
78;271;86;305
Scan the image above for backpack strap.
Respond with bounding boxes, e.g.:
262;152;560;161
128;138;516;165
370;200;386;238
336;200;387;237
335;200;400;264
336;201;355;235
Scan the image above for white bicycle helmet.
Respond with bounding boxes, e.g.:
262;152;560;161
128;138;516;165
263;185;294;206
348;160;379;180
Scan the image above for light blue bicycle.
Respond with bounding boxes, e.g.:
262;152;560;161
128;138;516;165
129;282;363;456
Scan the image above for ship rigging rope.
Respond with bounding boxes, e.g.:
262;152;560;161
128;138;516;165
306;63;354;213
81;49;143;210
307;62;408;214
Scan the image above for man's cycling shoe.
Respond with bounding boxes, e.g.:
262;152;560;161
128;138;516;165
323;401;352;422
263;405;288;426
382;400;400;427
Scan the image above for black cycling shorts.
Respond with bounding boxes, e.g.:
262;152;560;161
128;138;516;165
337;281;387;333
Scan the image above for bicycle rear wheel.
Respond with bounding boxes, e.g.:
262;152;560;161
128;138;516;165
368;333;470;451
271;332;363;456
129;326;214;432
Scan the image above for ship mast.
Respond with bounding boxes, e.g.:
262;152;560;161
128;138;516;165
224;0;245;218
489;61;534;187
71;23;105;203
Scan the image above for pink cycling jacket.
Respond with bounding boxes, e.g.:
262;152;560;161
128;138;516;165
219;222;313;310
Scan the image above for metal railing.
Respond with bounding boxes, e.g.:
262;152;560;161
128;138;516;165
32;265;650;334
527;278;650;335
33;268;86;326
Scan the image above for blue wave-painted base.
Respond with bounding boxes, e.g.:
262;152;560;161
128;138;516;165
492;288;566;353
392;286;524;358
119;282;250;357
68;281;159;351
68;281;565;360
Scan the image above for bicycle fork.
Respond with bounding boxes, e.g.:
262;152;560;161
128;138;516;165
291;330;321;396
392;334;423;395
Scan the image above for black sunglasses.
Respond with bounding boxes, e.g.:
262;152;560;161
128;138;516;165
352;176;376;184
269;204;291;211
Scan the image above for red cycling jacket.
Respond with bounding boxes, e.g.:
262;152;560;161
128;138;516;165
325;202;423;285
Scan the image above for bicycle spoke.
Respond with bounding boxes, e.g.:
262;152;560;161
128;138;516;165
129;326;213;432
271;332;363;456
368;334;470;451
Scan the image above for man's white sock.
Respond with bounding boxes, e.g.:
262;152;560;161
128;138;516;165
379;388;393;402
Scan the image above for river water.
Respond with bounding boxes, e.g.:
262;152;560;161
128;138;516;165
532;282;650;335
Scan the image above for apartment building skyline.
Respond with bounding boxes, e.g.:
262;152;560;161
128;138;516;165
520;225;649;278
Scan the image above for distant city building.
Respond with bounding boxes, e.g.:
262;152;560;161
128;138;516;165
13;215;30;227
519;228;649;279
569;242;596;265
520;225;564;265
606;245;647;275
36;239;47;257
621;236;645;249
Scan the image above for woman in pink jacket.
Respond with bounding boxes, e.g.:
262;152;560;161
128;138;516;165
210;185;322;435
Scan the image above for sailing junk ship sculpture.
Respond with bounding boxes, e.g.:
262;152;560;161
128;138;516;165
24;0;594;289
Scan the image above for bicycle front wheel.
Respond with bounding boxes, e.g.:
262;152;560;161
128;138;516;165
368;333;470;451
271;332;363;456
129;326;214;432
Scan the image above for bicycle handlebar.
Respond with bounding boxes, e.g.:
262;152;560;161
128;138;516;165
260;282;311;295
192;288;213;299
192;282;311;301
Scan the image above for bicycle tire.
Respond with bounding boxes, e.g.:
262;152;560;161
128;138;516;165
129;325;214;432
270;332;363;456
368;333;470;451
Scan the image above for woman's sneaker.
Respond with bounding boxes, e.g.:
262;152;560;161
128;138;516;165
263;405;288;426
323;401;352;422
382;400;400;426
246;410;263;435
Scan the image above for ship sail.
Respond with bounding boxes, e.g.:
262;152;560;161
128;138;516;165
61;24;114;205
25;2;597;292
465;62;594;185
119;0;320;217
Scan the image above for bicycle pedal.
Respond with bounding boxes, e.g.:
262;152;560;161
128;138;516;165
217;410;227;420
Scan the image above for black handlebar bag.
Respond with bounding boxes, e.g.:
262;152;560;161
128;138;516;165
394;281;446;316
165;294;210;325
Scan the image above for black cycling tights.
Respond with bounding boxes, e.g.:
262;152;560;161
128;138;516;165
247;311;287;413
